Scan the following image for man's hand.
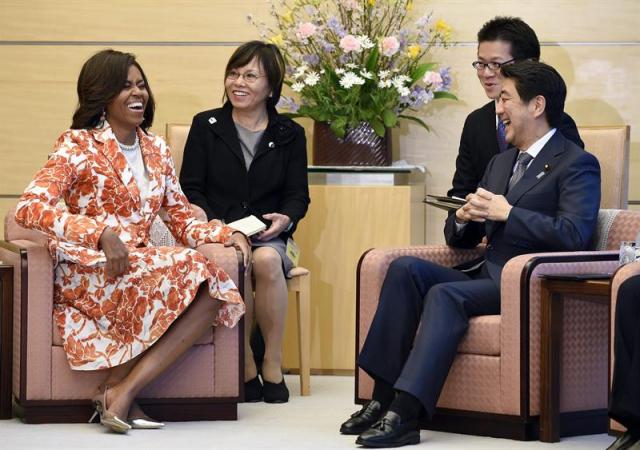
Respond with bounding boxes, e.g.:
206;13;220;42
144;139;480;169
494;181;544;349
255;213;291;242
99;227;130;278
455;188;513;223
225;231;252;267
474;188;513;222
456;192;488;223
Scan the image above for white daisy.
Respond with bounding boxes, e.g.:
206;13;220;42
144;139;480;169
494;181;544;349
304;71;320;86
339;72;366;89
292;82;305;92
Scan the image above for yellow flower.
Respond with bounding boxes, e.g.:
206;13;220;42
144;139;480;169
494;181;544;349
407;0;413;12
407;44;421;59
435;19;452;38
368;0;375;6
269;34;284;47
282;10;294;24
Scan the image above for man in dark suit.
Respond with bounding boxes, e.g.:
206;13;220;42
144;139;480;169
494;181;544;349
339;61;601;448
448;16;584;200
607;274;640;450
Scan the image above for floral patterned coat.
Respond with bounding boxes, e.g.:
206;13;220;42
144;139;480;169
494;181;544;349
15;124;245;370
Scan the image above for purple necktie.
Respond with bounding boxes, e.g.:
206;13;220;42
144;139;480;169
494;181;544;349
497;119;508;152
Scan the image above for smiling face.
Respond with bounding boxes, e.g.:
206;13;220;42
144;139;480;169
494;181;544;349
476;40;513;99
105;64;149;133
224;57;271;114
495;77;538;149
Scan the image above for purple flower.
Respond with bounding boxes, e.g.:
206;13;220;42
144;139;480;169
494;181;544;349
417;31;431;46
322;41;336;53
439;67;452;91
326;16;346;37
303;54;321;66
277;96;300;113
398;29;410;50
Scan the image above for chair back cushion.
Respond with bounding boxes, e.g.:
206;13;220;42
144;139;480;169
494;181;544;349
605;209;640;250
165;123;191;174
578;126;630;209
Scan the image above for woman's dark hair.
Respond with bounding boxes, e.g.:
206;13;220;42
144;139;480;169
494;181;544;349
477;16;541;61
223;41;286;108
71;49;155;130
500;61;566;128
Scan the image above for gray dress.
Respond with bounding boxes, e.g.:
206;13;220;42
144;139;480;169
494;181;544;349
235;121;294;276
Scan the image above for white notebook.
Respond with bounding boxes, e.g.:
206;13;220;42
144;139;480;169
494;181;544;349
227;215;267;236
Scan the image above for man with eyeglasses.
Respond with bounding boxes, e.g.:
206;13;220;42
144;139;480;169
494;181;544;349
448;16;584;200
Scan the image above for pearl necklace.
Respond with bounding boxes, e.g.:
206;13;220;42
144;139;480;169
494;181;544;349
117;134;140;152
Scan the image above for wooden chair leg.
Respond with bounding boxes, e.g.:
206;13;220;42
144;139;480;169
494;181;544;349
296;273;311;396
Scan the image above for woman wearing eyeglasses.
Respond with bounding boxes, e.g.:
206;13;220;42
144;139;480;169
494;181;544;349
180;41;310;404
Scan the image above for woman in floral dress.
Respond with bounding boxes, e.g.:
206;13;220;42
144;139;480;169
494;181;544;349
15;49;250;433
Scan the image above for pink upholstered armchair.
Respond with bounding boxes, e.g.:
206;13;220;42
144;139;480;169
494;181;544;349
355;209;640;440
0;204;244;423
609;260;640;435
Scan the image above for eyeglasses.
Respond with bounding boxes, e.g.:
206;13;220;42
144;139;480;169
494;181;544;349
226;71;266;84
471;58;517;72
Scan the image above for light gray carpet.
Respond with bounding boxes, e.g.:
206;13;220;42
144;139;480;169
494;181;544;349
0;375;614;449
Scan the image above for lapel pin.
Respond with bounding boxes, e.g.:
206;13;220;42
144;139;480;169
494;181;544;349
208;117;217;125
536;171;545;179
544;164;551;172
268;141;275;148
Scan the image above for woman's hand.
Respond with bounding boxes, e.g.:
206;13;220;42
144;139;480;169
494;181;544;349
225;231;252;267
99;227;130;278
255;213;291;241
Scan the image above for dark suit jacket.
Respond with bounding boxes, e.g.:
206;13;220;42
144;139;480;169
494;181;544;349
447;101;584;199
179;102;310;240
444;131;601;285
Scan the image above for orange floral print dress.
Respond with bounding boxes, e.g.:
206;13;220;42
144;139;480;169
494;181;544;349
15;124;245;370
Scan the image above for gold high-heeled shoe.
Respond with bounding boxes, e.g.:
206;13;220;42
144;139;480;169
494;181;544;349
89;387;132;434
128;416;165;429
126;401;164;429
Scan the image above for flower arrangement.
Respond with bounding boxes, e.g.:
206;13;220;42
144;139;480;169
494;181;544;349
250;0;456;138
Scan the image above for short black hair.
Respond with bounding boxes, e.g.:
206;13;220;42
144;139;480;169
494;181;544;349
72;49;155;131
477;16;540;61
500;61;566;128
224;40;286;108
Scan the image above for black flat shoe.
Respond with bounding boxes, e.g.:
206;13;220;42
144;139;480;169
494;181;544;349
263;378;289;403
356;411;420;448
340;400;384;435
607;431;640;450
244;376;263;402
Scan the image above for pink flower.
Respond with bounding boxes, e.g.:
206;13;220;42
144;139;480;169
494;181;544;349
422;71;444;90
341;0;359;11
380;36;400;57
339;34;362;53
296;22;317;40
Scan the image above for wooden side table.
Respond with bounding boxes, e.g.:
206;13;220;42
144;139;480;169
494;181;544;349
539;276;611;442
0;264;13;419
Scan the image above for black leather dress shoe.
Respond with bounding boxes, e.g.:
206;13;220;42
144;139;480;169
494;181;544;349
607;431;640;450
340;400;384;435
355;411;420;448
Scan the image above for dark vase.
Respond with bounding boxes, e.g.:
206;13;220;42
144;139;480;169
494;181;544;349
312;121;392;166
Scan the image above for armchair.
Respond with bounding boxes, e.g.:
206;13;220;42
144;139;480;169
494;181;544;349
0;204;244;423
609;261;640;434
355;209;640;440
